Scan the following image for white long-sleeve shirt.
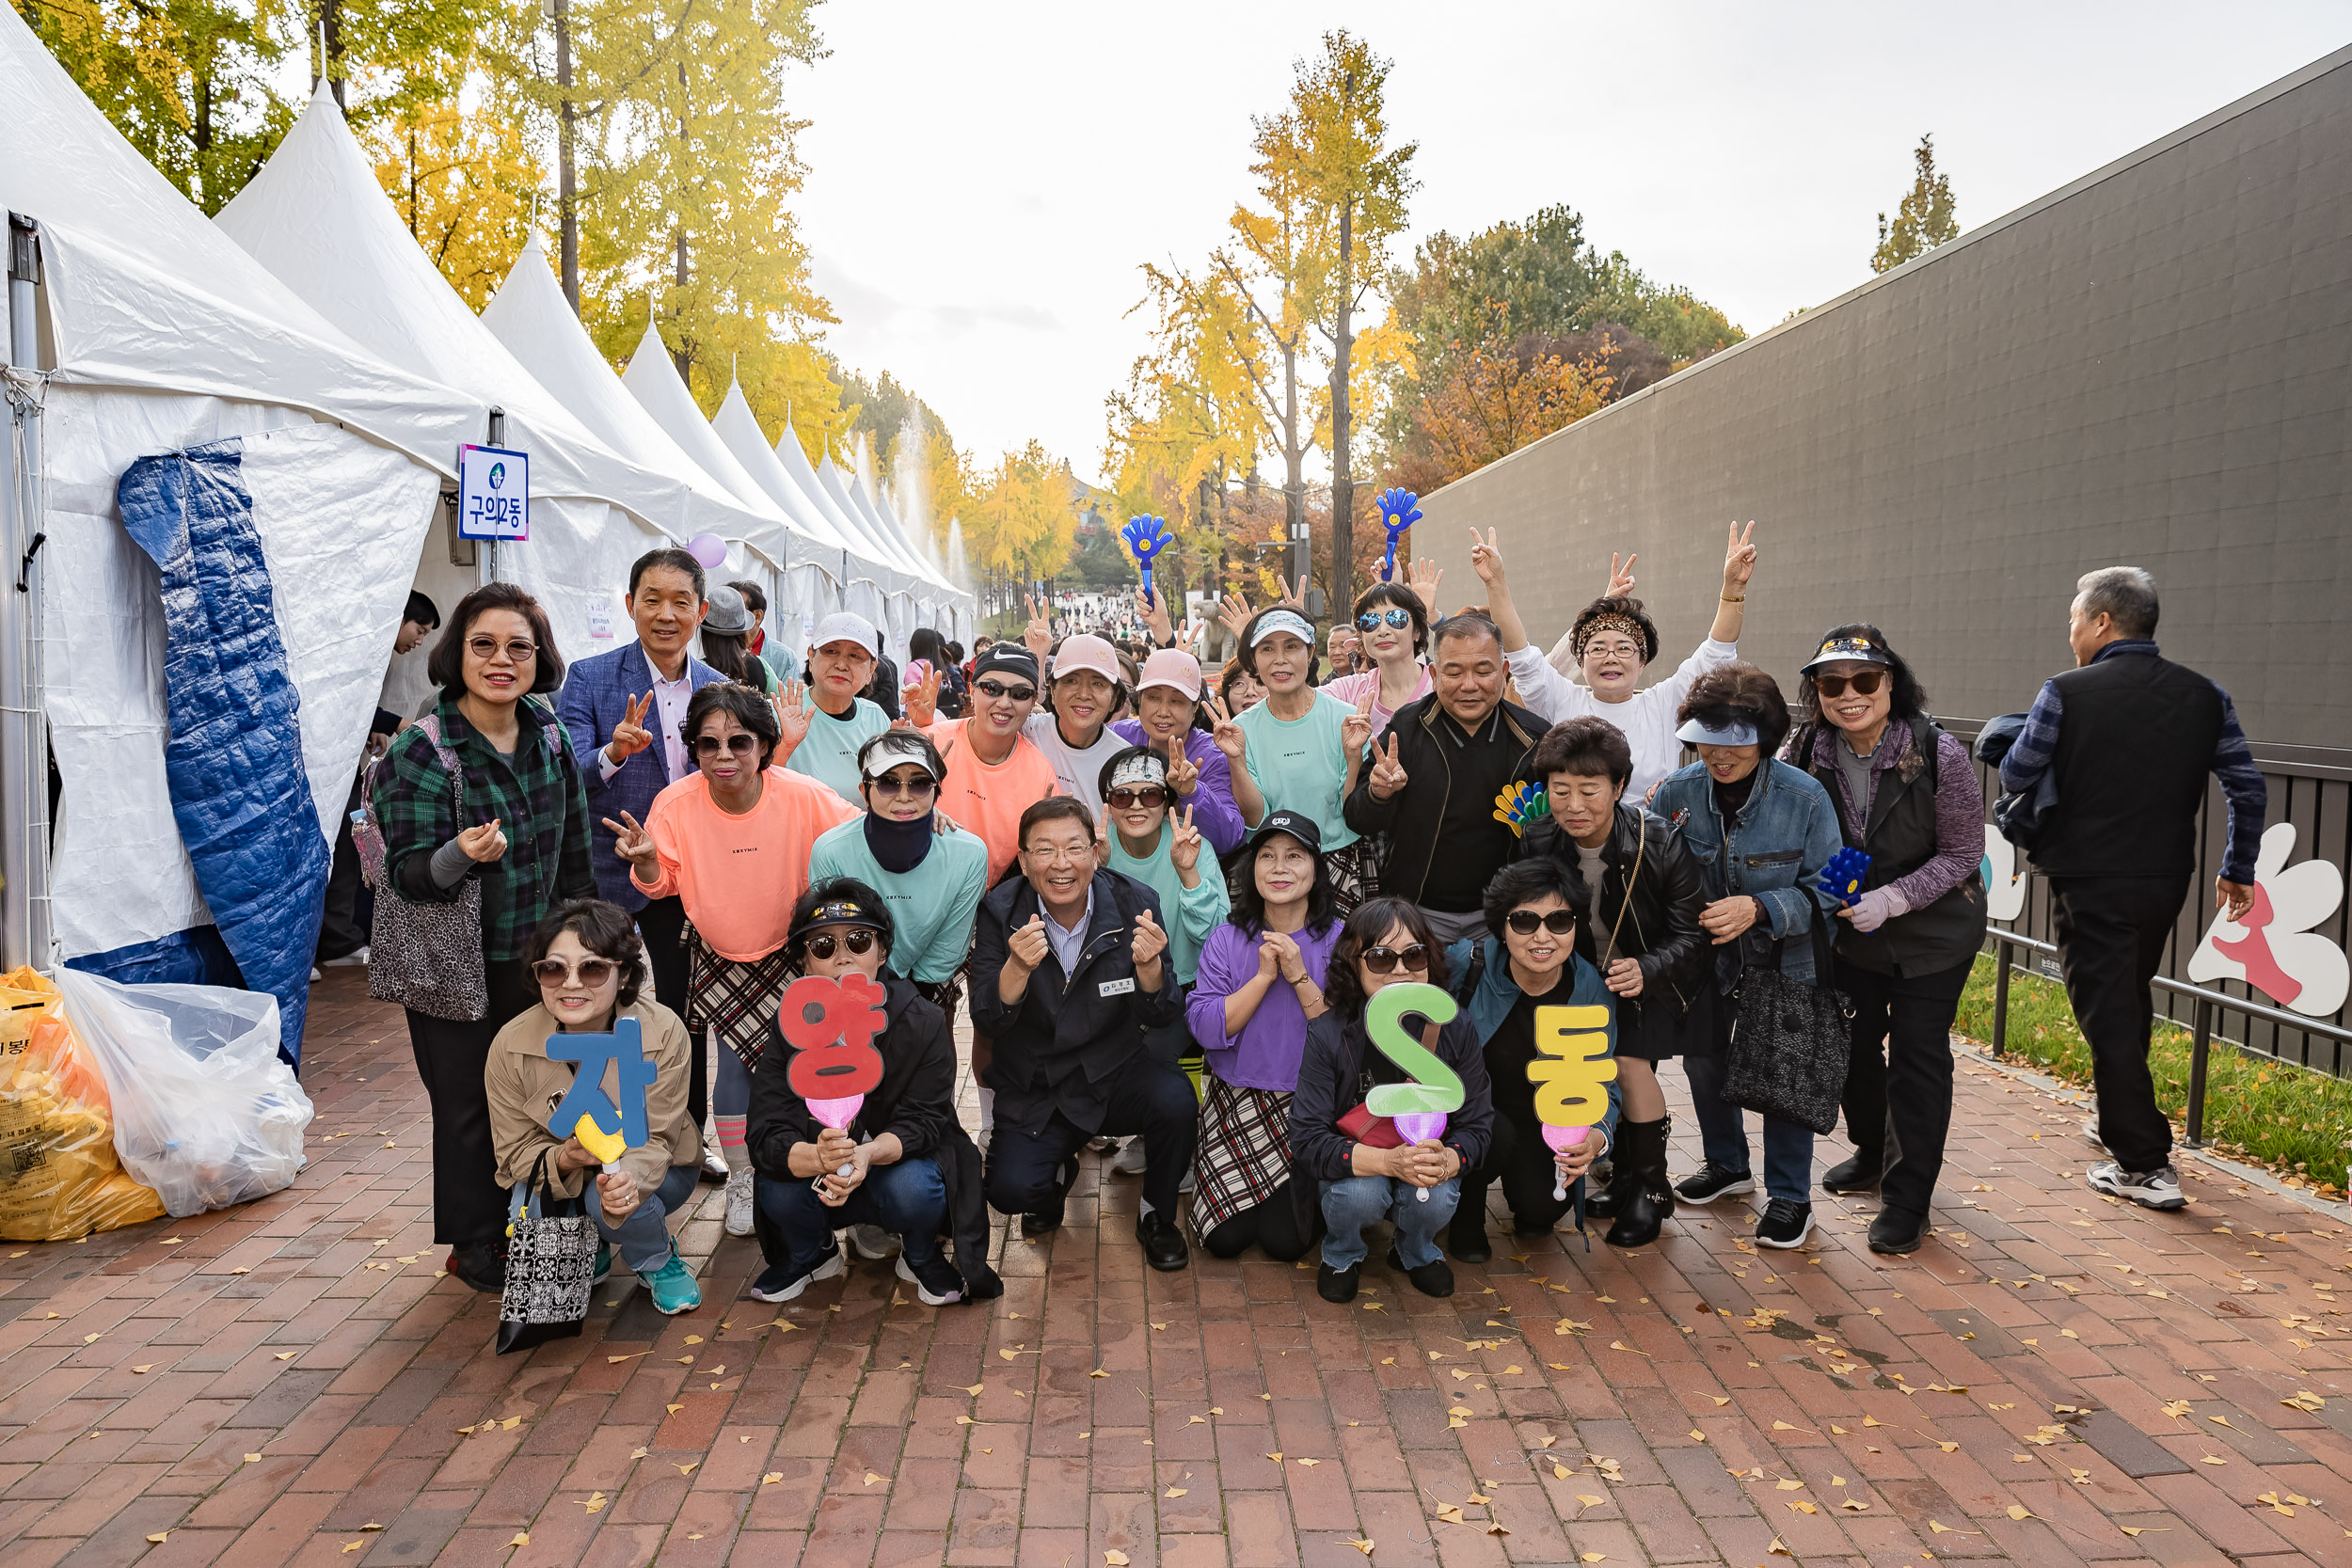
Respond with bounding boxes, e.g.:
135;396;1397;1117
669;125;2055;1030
1507;638;1740;802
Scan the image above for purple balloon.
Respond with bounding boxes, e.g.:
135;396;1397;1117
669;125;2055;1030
1392;1111;1447;1145
685;532;729;569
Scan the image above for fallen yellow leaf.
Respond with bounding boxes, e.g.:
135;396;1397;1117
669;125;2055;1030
1106;1554;1130;1566
509;1532;530;1546
1165;1486;1187;1497
1346;1541;1374;1557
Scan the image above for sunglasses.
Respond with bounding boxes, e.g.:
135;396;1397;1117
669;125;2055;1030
1107;786;1167;811
1814;669;1886;699
1357;608;1413;631
466;635;537;662
803;928;877;960
976;680;1037;703
694;732;759;755
869;772;937;798
1361;943;1430;975
532;958;617;987
1505;909;1578;936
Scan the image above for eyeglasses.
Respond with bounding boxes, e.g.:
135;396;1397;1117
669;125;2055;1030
1107;786;1167;811
803;928;877;960
1361;943;1430;975
870;772;937;798
1583;641;1643;661
976;680;1037;703
531;957;616;987
1505;909;1579;937
1814;670;1886;699
693;733;759;755
466;635;537;662
1358;608;1413;631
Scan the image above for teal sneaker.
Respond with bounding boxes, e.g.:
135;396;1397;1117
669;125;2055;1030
593;1245;612;1285
642;1252;702;1315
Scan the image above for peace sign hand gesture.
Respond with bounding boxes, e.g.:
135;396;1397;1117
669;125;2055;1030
1093;804;1113;868
602;811;658;876
1163;735;1200;798
1367;734;1408;801
1468;527;1506;589
905;667;941;728
1722;520;1757;594
1273;573;1310;611
1203;693;1248;766
1341;689;1375;758
609;691;655;762
1168;802;1202;874
1023;595;1052;657
1604;551;1639;599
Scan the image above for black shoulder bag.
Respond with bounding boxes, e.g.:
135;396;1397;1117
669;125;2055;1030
1719;911;1853;1135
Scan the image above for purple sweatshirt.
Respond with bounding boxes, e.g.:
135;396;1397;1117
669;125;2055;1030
1109;720;1247;856
1184;920;1343;1092
1801;721;1984;914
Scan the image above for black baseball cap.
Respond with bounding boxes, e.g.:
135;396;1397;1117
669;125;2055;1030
1242;809;1323;858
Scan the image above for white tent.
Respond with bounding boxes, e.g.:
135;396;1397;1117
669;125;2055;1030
707;383;873;647
215;93;696;669
480;238;810;651
0;6;481;1058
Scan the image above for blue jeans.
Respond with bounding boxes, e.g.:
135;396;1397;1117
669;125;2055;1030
755;1158;947;1277
1683;1053;1815;1205
584;1164;702;1273
1319;1174;1459;1270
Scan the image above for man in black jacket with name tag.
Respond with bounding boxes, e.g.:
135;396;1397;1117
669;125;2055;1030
971;795;1196;1269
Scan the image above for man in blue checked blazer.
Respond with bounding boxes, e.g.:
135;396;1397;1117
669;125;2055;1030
557;546;725;1166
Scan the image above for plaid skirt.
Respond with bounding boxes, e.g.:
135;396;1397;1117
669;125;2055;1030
685;934;800;1072
1188;1076;1295;1240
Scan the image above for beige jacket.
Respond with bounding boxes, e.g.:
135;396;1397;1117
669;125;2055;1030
486;999;701;1199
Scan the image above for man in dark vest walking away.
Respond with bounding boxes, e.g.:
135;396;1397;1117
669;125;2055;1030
2002;566;2265;1212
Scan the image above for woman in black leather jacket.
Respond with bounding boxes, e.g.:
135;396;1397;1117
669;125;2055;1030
1518;715;1708;1246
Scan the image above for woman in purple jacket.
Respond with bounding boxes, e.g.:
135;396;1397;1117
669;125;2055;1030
1109;644;1259;858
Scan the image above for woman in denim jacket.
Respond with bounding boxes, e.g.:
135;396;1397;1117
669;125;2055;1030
1650;665;1844;1250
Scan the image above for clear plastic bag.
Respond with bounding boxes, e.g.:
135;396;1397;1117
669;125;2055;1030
55;967;313;1218
0;967;167;1240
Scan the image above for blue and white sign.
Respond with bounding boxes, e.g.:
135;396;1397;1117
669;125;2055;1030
457;443;530;542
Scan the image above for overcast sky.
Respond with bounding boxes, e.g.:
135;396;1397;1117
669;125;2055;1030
787;2;2349;486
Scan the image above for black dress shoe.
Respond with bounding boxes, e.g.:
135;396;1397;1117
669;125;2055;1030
1821;1153;1883;1196
1316;1262;1361;1303
1445;1209;1491;1263
446;1242;506;1294
1867;1208;1928;1255
1385;1243;1454;1298
1136;1212;1189;1272
1022;1153;1082;1234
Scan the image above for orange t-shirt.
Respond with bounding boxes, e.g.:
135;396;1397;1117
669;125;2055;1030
632;768;858;960
928;718;1060;884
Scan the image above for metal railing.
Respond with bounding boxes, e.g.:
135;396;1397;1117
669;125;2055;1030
1982;926;2352;1148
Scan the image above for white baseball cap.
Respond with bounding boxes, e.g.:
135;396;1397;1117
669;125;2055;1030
811;611;879;658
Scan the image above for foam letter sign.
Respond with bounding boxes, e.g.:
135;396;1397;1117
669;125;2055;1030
2187;823;2348;1018
1362;982;1466;1117
1529;1004;1615;1198
546;1016;658;1151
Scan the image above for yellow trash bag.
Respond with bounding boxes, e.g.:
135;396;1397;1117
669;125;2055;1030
0;967;167;1240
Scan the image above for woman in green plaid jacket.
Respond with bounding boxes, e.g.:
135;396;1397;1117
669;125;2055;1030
373;583;597;1293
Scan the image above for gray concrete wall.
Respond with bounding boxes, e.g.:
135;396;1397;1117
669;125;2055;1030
1417;45;2352;759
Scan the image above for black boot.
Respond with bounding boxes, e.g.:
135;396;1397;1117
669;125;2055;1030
1821;1150;1883;1196
1446;1181;1492;1263
1603;1117;1676;1249
1581;1157;1620;1219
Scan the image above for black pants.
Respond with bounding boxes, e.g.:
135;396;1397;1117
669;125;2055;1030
1201;1184;1314;1260
1836;956;1972;1218
635;895;704;1125
405;958;541;1248
2049;873;2190;1174
985;1060;1200;1222
315;773;368;962
1462;1110;1574;1233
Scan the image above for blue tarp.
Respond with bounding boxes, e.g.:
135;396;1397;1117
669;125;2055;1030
111;441;326;1066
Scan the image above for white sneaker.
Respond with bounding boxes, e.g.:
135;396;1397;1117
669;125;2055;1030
849;1223;900;1259
723;1166;754;1237
2087;1160;2185;1211
323;946;371;968
1111;1139;1148;1176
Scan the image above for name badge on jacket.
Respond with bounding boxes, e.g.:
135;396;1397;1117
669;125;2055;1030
1099;977;1136;997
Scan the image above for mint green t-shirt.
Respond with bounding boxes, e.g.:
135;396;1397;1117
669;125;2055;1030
787;697;890;807
1234;689;1359;849
806;817;992;983
1107;822;1232;988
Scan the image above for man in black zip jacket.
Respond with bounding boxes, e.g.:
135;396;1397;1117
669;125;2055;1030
1343;612;1546;946
971;795;1196;1269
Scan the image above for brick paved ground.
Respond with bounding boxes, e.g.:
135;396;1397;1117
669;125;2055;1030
8;971;2352;1568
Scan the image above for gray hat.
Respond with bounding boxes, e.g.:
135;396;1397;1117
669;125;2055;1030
703;584;754;636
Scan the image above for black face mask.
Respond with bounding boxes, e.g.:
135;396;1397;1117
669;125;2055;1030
863;810;934;874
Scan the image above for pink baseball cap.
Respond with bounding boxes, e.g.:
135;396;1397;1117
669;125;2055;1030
1136;648;1204;700
1050;633;1121;687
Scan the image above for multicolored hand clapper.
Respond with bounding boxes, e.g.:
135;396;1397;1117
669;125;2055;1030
1816;847;1873;908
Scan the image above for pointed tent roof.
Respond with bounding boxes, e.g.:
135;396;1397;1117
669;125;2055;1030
0;5;479;470
215;93;687;523
708;383;863;579
819;451;949;597
773;424;913;588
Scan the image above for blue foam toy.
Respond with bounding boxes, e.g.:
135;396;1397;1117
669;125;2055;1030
1817;847;1874;908
1374;488;1421;582
545;1016;658;1148
1119;515;1177;605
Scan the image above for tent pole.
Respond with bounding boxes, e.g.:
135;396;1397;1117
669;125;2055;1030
1;214;52;973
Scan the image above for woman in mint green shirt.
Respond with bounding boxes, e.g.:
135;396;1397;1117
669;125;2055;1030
807;731;990;1014
1097;746;1231;989
1227;607;1376;912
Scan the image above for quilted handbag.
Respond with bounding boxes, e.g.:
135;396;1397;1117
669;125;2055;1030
1720;916;1853;1136
361;717;489;1022
497;1150;598;1355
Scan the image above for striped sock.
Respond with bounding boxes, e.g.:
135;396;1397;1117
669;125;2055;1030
715;1115;748;1165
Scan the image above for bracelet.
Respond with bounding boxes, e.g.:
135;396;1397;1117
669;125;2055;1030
1720;594;1745;603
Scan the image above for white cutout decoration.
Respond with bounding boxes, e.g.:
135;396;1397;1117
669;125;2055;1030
1982;825;2026;924
2185;823;2348;1019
